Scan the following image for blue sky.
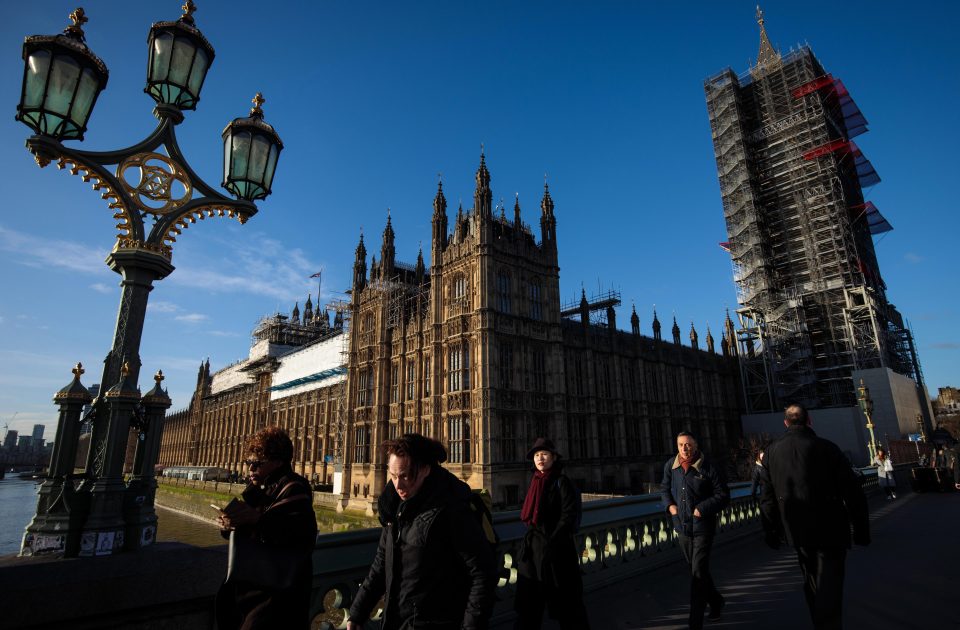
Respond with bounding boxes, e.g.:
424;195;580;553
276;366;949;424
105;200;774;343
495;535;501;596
1;1;957;438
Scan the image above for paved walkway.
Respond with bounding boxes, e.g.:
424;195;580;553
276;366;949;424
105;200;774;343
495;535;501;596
503;491;960;629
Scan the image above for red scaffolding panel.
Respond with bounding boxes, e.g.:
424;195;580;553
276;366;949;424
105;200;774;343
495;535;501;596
803;138;851;160
792;74;834;98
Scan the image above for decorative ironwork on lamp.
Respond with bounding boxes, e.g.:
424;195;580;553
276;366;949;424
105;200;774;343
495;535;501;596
16;7;109;142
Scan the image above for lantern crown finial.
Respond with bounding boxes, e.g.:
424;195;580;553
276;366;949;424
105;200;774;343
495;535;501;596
65;7;88;41
250;92;265;118
180;1;197;25
72;362;85;379
154;369;165;385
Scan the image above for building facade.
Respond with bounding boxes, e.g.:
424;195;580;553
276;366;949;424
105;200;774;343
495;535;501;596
160;155;743;512
703;11;929;457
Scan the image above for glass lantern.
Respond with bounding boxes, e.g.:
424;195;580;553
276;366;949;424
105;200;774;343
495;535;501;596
145;1;215;111
222;94;283;202
16;8;109;141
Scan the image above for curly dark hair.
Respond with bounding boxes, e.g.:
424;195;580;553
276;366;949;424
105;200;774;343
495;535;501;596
382;433;446;475
245;426;293;463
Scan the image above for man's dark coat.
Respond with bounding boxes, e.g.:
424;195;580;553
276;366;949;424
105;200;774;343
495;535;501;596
349;466;496;630
661;454;729;537
760;425;870;549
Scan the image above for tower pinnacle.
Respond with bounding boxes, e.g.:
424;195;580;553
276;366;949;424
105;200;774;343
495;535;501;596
754;5;782;75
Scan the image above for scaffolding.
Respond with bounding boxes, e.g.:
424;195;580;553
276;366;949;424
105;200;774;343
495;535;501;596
326;298;351;467
706;45;915;412
560;288;621;327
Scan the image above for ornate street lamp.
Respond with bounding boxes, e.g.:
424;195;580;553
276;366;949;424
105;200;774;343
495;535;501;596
857;378;878;465
17;3;282;558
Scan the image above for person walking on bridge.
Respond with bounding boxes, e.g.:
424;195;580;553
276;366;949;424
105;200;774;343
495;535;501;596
347;434;496;630
215;426;318;630
874;448;896;499
760;404;870;629
513;437;590;630
661;431;729;629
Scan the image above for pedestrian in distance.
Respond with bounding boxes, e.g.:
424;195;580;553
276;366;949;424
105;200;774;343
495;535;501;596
749;450;765;499
874;448;896;499
760;404;870;629
949;444;960;491
347;433;496;630
513;437;590;630
215;426;318;630
661;431;729;629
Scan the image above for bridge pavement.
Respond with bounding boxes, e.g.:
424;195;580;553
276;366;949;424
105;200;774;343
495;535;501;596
497;491;960;629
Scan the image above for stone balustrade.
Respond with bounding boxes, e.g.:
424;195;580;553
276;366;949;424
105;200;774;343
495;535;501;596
308;482;764;629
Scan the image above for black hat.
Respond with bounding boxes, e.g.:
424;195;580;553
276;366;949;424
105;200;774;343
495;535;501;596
526;437;561;460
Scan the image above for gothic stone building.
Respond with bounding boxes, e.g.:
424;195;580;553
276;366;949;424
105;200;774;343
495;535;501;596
160;155;744;512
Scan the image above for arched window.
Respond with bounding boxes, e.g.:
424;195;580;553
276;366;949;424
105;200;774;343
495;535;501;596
496;271;511;313
423;355;431;396
406;359;415;401
448;343;471;392
449;415;471;463
453;274;466;300
529;279;542;321
357;367;373;406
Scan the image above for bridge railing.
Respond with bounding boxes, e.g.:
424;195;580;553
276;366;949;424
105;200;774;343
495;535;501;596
308;482;763;629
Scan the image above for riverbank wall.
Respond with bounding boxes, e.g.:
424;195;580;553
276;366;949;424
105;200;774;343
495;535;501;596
154;479;379;531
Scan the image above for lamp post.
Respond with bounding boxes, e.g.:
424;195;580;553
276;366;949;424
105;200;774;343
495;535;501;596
17;3;282;558
857;378;878;465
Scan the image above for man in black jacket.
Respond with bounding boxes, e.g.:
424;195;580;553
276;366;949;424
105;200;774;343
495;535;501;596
347;434;496;630
760;404;870;629
661;431;729;630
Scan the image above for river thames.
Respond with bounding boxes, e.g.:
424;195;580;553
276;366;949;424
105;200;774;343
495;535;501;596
0;476;227;556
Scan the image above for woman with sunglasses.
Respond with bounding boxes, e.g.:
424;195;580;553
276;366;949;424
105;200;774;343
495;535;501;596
215;426;318;629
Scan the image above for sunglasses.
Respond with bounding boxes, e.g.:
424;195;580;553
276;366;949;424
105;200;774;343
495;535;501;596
244;459;263;469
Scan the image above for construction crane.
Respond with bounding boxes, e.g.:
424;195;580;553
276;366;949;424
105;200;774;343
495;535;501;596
2;412;17;441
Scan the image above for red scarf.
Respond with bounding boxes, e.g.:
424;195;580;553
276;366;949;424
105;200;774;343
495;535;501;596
520;468;556;527
679;452;699;472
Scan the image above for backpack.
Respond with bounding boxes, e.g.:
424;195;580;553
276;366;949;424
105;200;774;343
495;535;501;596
558;477;583;533
468;488;499;547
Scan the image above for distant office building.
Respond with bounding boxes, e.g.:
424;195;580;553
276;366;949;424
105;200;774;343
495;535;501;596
4;430;18;450
80;384;99;436
704;9;931;461
31;424;44;441
18;435;33;450
934;387;960;416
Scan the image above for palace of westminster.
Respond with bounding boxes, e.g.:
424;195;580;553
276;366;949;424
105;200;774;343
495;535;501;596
158;12;936;513
159;153;743;512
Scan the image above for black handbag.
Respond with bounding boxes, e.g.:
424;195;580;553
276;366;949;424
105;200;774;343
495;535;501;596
226;530;307;590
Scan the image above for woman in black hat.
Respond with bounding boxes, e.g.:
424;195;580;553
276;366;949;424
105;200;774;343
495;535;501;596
513;437;590;629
